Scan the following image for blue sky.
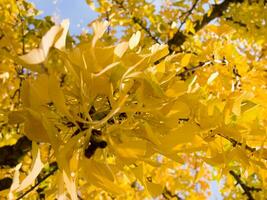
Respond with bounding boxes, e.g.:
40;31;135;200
29;0;98;35
29;0;164;35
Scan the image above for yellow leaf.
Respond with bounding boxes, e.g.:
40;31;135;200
21;79;31;107
110;64;127;86
54;19;70;50
94;46;115;68
114;41;128;58
56;135;83;200
165;81;188;97
131;163;144;183
48;74;70;117
88;160;114;182
162;123;200;151
91;75;111;98
57;173;67;200
143;76;164;97
171;21;177;29
19;48;46;65
207;71;219;85
185;19;195;34
154;61;165;80
8;163;22;200
166;100;190;118
28;74;50;109
19;25;62;64
207;7;213;17
56;133;83;173
129;31;141;49
92;20;109;46
150;44;169;63
114;139;147;159
16;142;44;192
24;109;50;142
8;110;26;124
162;153;184;163
143;122;161;146
181;54;191;67
42;116;61;149
62;170;78;200
240;100;257;113
40;26;62;56
145;180;163;197
81;159;124;194
250;159;267;169
203;153;225;166
231;148;250;167
92;61;120;77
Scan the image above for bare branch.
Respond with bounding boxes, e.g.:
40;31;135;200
168;0;244;52
112;0;161;44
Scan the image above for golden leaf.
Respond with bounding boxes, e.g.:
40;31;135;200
129;31;141;49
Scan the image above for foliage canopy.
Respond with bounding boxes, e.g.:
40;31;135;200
0;0;267;199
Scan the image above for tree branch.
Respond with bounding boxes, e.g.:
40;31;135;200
132;17;161;44
176;60;213;80
217;133;256;153
16;0;26;55
112;0;161;44
229;170;261;200
168;0;244;52
178;0;200;31
16;162;58;200
162;187;183;200
194;0;243;33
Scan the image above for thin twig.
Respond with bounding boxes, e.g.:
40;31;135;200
16;163;58;200
132;17;161;44
194;0;243;33
113;0;161;44
176;60;213;80
178;0;200;31
162;187;183;200
217;133;256;153
168;0;244;52
16;0;26;55
229;170;261;200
